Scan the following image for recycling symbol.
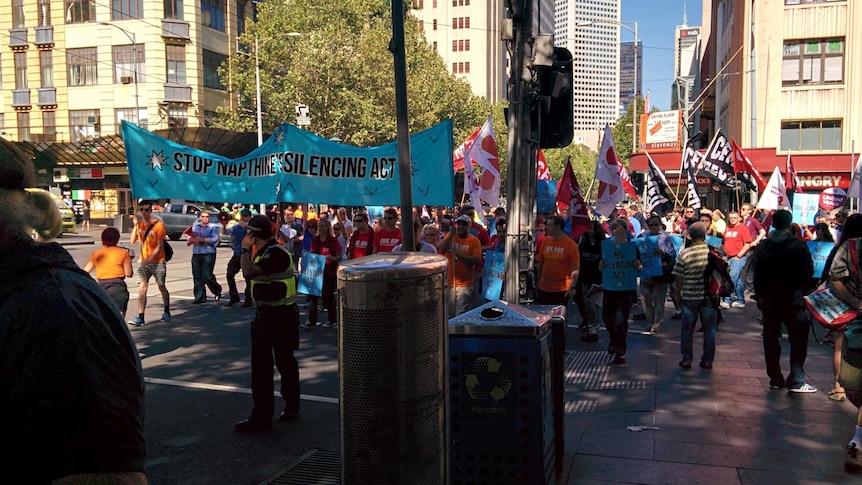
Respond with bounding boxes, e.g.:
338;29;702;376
465;357;512;402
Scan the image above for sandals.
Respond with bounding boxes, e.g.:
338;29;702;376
828;389;846;402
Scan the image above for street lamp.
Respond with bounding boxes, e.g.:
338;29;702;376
255;32;301;146
576;19;639;153
100;23;139;126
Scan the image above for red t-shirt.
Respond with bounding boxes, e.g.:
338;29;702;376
374;227;402;253
348;229;374;259
311;235;342;276
722;223;753;257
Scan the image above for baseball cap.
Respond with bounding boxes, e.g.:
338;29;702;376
456;214;471;224
246;214;273;238
240;208;252;217
493;207;506;215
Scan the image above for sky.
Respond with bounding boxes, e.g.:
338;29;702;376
621;0;703;111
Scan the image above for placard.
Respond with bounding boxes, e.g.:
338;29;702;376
670;234;684;255
807;241;835;279
297;252;326;296
705;235;723;248
536;180;557;214
792;193;821;225
601;239;639;291
634;235;662;278
482;250;506;300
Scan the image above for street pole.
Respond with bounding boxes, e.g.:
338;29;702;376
255;36;263;146
391;0;414;251
632;20;638;154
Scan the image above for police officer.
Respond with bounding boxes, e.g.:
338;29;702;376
234;215;301;433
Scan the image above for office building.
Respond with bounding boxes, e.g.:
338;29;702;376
619;39;641;114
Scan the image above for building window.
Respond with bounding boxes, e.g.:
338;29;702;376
40;50;54;87
112;44;144;84
464;61;470;73
12;0;25;28
166;44;187;84
43;111;57;140
17;112;30;142
433;19;437;30
70;109;100;142
452;40;457;51
14;52;27;89
203;110;217;127
65;0;96;23
432;41;437;50
203;49;227;90
782;38;844;86
464;17;469;28
112;0;143;20
237;1;246;33
168;107;188;127
164;0;182;19
116;107;147;131
201;0;226;31
38;0;51;26
780;119;841;151
433;0;436;7
67;48;98;86
419;20;423;30
0;114;5;132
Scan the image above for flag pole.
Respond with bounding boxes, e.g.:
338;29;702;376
851;140;857;212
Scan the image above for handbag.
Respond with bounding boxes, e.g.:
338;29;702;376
143;222;173;263
804;283;858;331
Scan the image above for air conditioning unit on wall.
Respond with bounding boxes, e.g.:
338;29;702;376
121;76;133;84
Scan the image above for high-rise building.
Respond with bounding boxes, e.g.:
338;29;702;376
619;40;642;114
0;0;248;218
671;24;701;119
411;0;507;102
554;0;621;148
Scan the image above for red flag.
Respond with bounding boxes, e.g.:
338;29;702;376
785;151;802;193
618;163;639;200
730;139;767;192
452;116;500;205
536;149;551;180
556;158;591;240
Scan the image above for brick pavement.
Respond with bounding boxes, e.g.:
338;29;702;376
559;302;861;484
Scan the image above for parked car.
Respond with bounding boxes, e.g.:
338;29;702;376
25;188;76;236
152;203;220;240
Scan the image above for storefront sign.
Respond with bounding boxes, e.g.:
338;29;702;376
639;110;682;152
663;176;712;187
799;174;849;189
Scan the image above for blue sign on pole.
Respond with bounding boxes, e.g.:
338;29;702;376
635;235;662;278
793;194;821;226
536;180;557;214
705;235;723;248
670;234;684;255
297;252;326;296
482;251;506;300
601;239;639;291
807;240;835;278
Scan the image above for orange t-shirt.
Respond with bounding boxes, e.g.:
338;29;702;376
135;220;167;263
87;246;131;280
536;235;580;292
445;233;482;288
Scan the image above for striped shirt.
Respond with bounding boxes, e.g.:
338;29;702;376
672;241;710;300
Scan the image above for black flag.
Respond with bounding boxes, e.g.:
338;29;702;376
646;153;673;217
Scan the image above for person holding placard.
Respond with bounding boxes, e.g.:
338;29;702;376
536;216;580;308
600;219;642;365
440;215;483;317
639;216;677;334
302;218;342;329
576;221;606;343
673;222;717;369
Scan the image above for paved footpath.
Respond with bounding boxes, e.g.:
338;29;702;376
559;303;861;485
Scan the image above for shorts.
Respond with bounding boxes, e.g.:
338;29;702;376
839;341;862;408
136;261;167;286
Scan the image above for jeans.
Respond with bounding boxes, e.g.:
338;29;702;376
725;255;747;304
681;297;718;364
602;290;633;356
225;254;250;303
191;253;221;302
250;304;300;419
447;284;476;318
640;280;669;329
308;273;337;325
759;300;810;387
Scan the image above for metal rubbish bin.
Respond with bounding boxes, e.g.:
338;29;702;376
337;253;449;485
448;300;557;485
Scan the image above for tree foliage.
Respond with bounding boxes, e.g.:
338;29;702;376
611;96;648;165
217;0;490;147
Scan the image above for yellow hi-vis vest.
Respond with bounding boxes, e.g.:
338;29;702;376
249;244;296;307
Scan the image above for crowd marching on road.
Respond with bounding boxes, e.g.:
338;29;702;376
5;137;862;481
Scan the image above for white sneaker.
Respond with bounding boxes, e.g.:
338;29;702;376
731;301;746;308
719;301;730;309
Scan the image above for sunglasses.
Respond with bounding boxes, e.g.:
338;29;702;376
385;216;396;220
353;219;364;222
140;208;152;212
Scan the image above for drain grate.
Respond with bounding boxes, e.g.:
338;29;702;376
565;351;647;394
262;449;340;485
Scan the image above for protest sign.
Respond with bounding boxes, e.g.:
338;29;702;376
792;193;820;225
635;235;662;278
482;251;506;300
601;239;639;291
807;241;835;279
536;180;557;214
297;252;326;296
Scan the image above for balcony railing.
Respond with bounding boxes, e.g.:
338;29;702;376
37;87;57;106
12;89;31;108
161;19;190;41
9;28;28;49
164;83;192;103
34;26;54;47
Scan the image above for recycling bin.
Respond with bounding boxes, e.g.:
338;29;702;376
448;300;557;485
337;253;449;485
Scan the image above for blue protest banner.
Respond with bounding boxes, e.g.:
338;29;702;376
122;119;454;205
793;194;821;225
536;180;558;213
706;235;723;248
365;206;385;221
297;252;326;296
482;250;506;300
807;241;835;278
634;235;662;278
670;234;684;255
601;239;639;291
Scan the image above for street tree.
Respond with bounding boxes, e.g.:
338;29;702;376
217;0;490;147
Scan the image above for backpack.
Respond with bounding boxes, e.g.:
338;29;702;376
704;249;733;297
143;222;173;262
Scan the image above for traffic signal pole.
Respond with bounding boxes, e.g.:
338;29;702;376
504;0;537;304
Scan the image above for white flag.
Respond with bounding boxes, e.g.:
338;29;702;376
463;164;482;208
453;115;500;206
593;124;625;216
848;153;862;199
756;167;791;211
